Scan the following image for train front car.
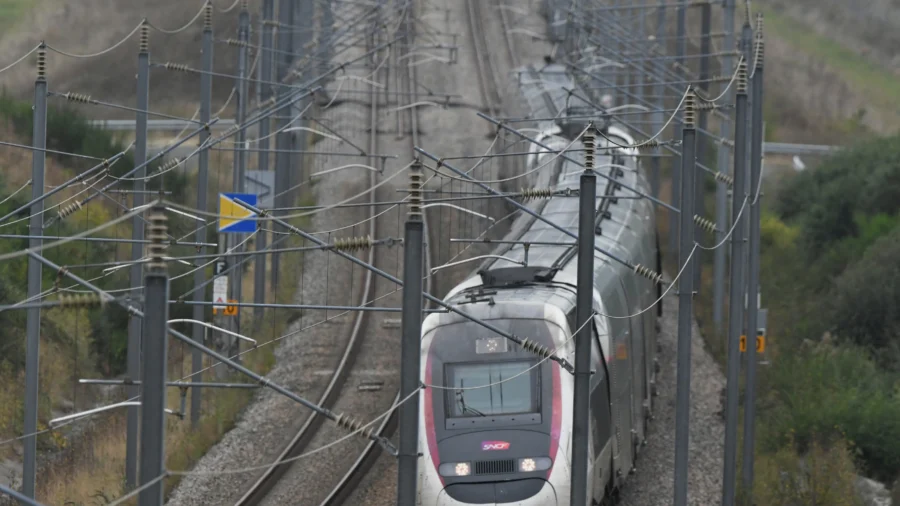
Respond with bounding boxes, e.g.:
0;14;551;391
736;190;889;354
417;295;575;506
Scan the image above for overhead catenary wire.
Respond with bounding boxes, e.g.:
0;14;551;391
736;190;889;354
167;387;424;476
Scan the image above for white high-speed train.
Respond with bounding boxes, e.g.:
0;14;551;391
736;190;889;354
416;66;661;506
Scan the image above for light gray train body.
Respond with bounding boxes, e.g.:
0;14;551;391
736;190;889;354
417;64;661;505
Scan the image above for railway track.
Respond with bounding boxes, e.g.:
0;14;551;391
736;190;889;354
235;2;432;505
234;50;381;506
465;0;503;119
318;3;433;504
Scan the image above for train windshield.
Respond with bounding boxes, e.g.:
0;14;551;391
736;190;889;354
445;360;540;417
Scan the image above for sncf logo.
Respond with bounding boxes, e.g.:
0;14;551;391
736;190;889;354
481;441;510;451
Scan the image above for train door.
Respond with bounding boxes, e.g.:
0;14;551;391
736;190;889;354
620;274;647;452
601;282;634;480
590;316;613;501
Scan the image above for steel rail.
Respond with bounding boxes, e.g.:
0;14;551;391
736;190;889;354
319;3;434;503
234;4;387;505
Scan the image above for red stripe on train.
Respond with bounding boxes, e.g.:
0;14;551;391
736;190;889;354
423;344;444;486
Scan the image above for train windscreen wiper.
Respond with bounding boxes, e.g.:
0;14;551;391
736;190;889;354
456;384;486;417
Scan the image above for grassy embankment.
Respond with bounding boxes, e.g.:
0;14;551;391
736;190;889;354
655;9;900;504
0;92;315;505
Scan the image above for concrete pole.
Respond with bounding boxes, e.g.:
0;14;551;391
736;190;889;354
138;205;170;506
229;2;250;348
670;0;687;254
292;0;313;204
673;88;697;506
320;0;333;79
741;21;753;293
570;126;597;506
651;6;666;199
22;42;47;500
271;0;293;287
742;17;764;503
713;0;735;333
396;162;424;506
126;21;150;489
254;0;275;323
694;2;711;289
191;2;214;426
635;3;645;107
721;58;748;506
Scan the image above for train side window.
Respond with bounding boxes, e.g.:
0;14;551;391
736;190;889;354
590;321;612;459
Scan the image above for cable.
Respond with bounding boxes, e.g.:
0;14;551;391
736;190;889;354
428;124;588;184
168;387;422;476
0;44;40;74
696;197;749;251
147;3;208;34
46;22;143;58
428;317;598;391
217;0;242;13
0;204;146;263
161;160;414;223
694;54;745;104
0;179;32;207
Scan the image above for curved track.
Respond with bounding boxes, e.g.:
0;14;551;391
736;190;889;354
235;3;433;505
234;67;380;506
465;0;503;120
318;4;433;504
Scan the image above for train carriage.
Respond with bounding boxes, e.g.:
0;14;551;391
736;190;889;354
416;67;660;505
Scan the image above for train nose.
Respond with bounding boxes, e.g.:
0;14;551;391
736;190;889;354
435;479;557;505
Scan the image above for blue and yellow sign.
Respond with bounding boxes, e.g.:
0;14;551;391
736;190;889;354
218;193;258;233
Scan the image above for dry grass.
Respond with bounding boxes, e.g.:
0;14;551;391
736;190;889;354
0;0;260;109
27;150;313;506
32;251;301;505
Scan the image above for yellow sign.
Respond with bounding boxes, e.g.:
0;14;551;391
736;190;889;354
218;193;256;232
213;299;239;316
740;332;766;353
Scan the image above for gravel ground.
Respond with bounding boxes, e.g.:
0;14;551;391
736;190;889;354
617;281;726;506
164;3;379;502
166;0;730;504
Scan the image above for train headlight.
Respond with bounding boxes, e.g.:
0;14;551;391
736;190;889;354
439;462;472;477
518;457;552;473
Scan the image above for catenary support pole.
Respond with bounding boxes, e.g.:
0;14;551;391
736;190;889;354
651;4;666;198
138;206;170;506
254;0;275;323
396;161;424;506
673;87;697;506
740;20;753;300
22;43;47;501
291;0;313;204
742;17;764;504
670;0;687;254
695;1;711;288
721;58;748;506
191;2;214;427
228;1;250;354
570;126;597;506
713;0;735;333
635;1;645;107
271;0;294;287
126;21;150;490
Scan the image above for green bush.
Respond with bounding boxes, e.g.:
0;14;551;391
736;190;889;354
0;93;197;375
828;225;900;362
762;343;900;482
754;436;862;506
774;133;900;257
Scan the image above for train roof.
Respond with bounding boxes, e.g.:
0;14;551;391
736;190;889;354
443;64;653;308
